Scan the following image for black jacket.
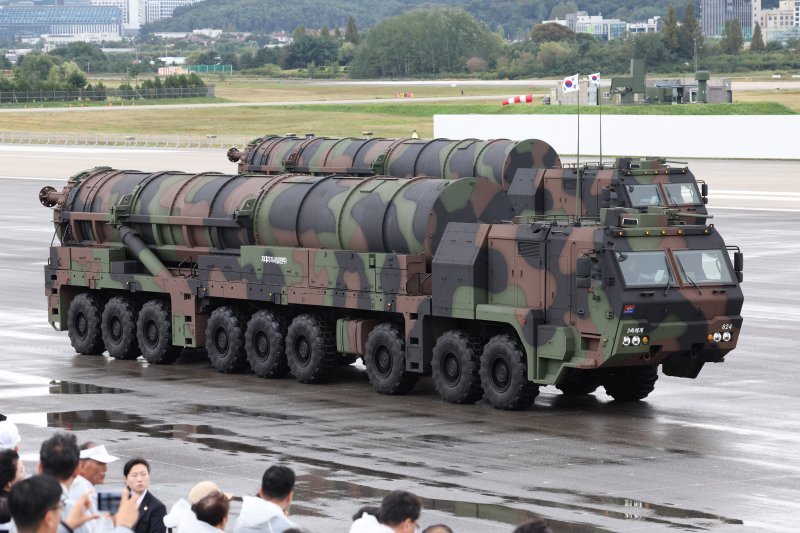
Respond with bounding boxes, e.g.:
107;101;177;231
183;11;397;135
134;491;167;533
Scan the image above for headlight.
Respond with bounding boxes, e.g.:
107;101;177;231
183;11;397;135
713;332;722;342
632;336;641;346
722;332;732;342
622;336;631;346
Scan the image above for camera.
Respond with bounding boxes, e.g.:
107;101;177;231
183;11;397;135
97;491;123;514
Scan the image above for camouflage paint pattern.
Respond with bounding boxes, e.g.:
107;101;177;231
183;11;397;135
229;135;562;187
41;162;742;397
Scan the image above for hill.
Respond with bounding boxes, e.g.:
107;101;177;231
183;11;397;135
142;0;703;40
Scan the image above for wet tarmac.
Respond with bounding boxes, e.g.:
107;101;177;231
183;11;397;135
2;156;800;532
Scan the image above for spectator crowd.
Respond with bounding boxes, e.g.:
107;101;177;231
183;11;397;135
0;420;552;533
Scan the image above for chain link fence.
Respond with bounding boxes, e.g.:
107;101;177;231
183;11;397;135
0;86;215;103
0;131;248;149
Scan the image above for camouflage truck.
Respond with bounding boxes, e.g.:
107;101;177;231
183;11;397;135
40;167;744;409
228;135;710;222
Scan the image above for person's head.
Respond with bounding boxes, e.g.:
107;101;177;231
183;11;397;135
422;526;453;533
78;444;118;486
123;458;151;495
8;475;63;533
189;481;231;506
1;449;24;493
192;491;229;530
352;505;380;521
512;516;553;533
39;432;79;482
0;421;21;452
259;465;295;509
379;490;422;533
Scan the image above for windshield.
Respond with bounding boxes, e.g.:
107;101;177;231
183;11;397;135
673;249;736;285
626;184;663;208
663;183;703;206
616;251;676;288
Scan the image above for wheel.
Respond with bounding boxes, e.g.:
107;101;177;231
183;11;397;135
245;310;289;378
363;323;419;395
557;368;600;396
136;300;180;365
101;296;140;360
205;306;249;373
479;334;539;410
602;365;658;401
285;314;337;383
431;331;483;404
67;293;105;355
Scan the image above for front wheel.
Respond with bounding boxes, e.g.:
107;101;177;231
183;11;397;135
363;323;418;395
557;368;601;396
431;331;483;404
602;366;658;401
479;334;538;410
67;293;105;355
136;300;180;365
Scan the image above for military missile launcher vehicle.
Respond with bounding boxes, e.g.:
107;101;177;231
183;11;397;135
227;135;710;223
40;166;743;408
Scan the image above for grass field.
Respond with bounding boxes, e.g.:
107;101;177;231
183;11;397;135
0;80;797;139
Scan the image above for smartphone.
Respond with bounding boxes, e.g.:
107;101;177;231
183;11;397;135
97;491;122;514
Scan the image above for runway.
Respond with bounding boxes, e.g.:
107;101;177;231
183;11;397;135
1;147;798;532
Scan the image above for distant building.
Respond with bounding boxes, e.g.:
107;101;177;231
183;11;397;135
145;0;202;24
544;11;627;40
627;16;663;35
752;0;800;42
0;5;122;40
701;0;753;39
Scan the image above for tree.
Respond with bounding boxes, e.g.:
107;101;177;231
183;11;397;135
530;23;575;43
751;22;765;52
662;5;679;55
678;2;703;62
345;16;359;44
721;19;744;55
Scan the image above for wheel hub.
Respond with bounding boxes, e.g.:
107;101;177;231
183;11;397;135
442;352;461;386
215;327;229;352
76;313;87;338
491;357;510;392
375;345;392;377
145;320;158;346
255;332;270;359
295;336;310;366
110;316;122;342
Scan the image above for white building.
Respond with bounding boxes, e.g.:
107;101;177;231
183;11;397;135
543;11;628;41
627;16;663;34
90;0;201;29
145;0;202;24
752;0;800;42
702;0;753;38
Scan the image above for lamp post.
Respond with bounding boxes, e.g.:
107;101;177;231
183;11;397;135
693;36;698;73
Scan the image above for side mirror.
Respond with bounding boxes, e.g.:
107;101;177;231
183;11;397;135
734;251;743;273
701;183;708;197
576;256;592;278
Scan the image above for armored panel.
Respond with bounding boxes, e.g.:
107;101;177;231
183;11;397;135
432;223;491;318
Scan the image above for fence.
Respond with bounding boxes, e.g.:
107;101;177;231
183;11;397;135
0;131;248;149
0;86;215;104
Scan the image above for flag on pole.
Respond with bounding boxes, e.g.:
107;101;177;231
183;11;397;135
562;74;579;93
501;94;534;106
588;72;601;86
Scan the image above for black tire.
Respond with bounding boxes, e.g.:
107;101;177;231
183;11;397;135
67;293;105;355
136;300;180;365
206;306;249;373
557;368;601;396
479;334;539;410
363;323;419;395
101;296;140;360
431;331;483;404
602;365;658;401
245;310;289;378
285;314;337;384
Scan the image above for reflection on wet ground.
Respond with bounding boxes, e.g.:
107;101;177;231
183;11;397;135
49;380;132;394
0;376;132;399
41;409;742;531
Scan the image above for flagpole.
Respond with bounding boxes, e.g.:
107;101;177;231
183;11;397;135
598;80;603;165
576;72;581;223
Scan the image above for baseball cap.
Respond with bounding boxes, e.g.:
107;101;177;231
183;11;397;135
0;421;21;450
188;481;233;504
79;445;119;463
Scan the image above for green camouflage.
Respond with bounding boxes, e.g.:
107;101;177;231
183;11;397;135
41;163;743;409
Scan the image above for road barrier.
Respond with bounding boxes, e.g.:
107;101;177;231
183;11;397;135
0;131;248;149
